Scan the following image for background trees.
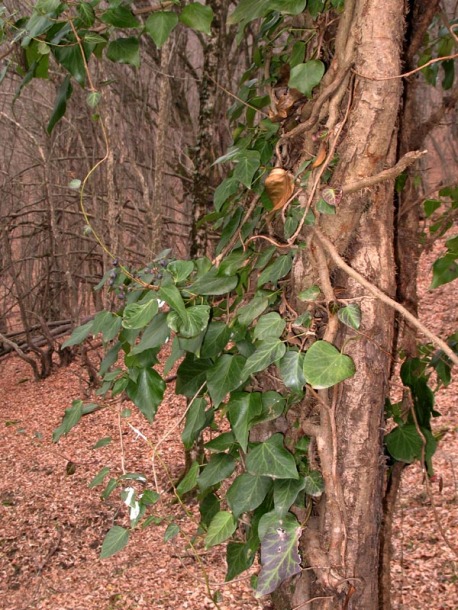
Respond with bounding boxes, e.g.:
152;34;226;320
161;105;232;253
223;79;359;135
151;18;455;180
0;1;457;609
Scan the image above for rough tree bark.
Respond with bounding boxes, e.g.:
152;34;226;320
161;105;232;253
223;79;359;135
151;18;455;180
272;1;409;608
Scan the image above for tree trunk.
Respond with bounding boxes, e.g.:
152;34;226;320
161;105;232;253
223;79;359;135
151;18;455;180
274;1;407;608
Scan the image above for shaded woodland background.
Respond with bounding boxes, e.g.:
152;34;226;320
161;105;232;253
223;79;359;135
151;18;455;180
0;0;457;374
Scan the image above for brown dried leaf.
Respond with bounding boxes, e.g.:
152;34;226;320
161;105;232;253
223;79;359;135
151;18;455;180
265;168;294;213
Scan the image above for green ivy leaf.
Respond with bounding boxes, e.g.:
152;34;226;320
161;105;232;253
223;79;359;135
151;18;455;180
337;303;361;330
167;260;194;283
106;37;140;67
159;284;188;322
176;354;210;397
257;254;293;287
242;338;286;379
226;541;256;581
52;399;83;442
176;460;199;496
126;368;165;422
253;312;286;340
131;313;170;354
47;75;73;134
92;436;112;449
288;60;325;97
228;0;274;24
53;42;89;86
303;470;324;497
179;3;214;35
227;473;272;517
273;478;306;516
198;453;236;490
237;296;269;326
246;434;299;480
200;322;231;358
187;268;238;296
181;397;207;450
214;177;239;211
385;424;437;464
88;466;110;488
122;298;158;330
251;391;286;425
430;252;458;289
256;513;302;596
164;523;180;542
145;11;178;48
227;392;263;452
298;284;320;301
233;150;261;188
100;6;140;28
100;526;130;559
279;351;306;392
302;340;355;389
205;432;237;452
205;511;237;548
207;354;246;405
62;319;93;348
270;0;307;14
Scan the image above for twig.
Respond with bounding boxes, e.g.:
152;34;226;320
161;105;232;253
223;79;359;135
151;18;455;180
341;150;428;195
312;228;458;367
353;52;458;81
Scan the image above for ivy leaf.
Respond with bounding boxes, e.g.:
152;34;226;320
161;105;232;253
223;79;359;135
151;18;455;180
226;542;256;581
187;268;238;296
253;312;286;340
167;260;194;283
279;351;306;392
227;473;272;517
207;354;246;405
246;434;299;480
227;392;263;452
214;177;239;212
53;43;88;85
198;453;236;490
62;319;93;348
201;322;231;358
251;391;286;426
205;432;237;452
47;75;72;134
178;305;210;339
273;478;306;516
106;37;140;67
337;303;361;330
205;511;237;548
159;284;187;321
131;312;170;354
297;284;320;301
100;526;130;559
100;6;140;28
270;0;307;15
135;10;166;39
233;151;261;188
181;397;206;450
237;296;269;326
176;461;199;496
303;470;325;497
257;254;292;287
256;514;302;596
242;338;286;379
179;3;214;35
228;0;274;24
122;298;158;330
430;251;458;289
52;399;83;442
288;60;325;97
176;354;210;397
126;368;165;422
164;523;180;542
385;424;437;464
302;340;355;389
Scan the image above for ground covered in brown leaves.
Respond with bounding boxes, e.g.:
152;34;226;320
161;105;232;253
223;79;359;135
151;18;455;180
0;245;456;610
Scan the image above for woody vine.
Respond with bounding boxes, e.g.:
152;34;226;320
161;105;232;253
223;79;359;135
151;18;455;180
1;1;457;608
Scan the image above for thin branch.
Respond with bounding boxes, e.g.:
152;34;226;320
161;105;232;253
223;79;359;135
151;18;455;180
312;229;458;367
353;52;458;81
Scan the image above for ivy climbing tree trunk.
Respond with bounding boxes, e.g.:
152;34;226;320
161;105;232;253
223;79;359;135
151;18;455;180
273;1;407;608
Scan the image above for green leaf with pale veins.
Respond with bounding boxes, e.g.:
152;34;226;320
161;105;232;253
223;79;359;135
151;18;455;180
100;6;140;28
255;513;302;596
242;338;286;379
201;322;231;358
279;351;306;392
227;392;262;452
62;319;93;348
302;340;355;389
126;368;165;422
187;268;238;296
145;12;179;47
181;397;207;450
198;453;236;490
288;60;325;97
338;303;361;330
246;434;299;480
226;541;256;581
100;526;129;558
205;511;237;548
273;478;306;516
233;150;261;188
207;354;246;405
106;37;140;67
253;312;286;340
257;254;293;287
303;470;325;497
122;298;158;330
159;284;187;321
176;460;199;496
227;473;272;517
237;296;269;326
179;3;214;35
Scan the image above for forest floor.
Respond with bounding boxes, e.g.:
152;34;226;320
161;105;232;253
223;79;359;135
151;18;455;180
0;242;457;610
